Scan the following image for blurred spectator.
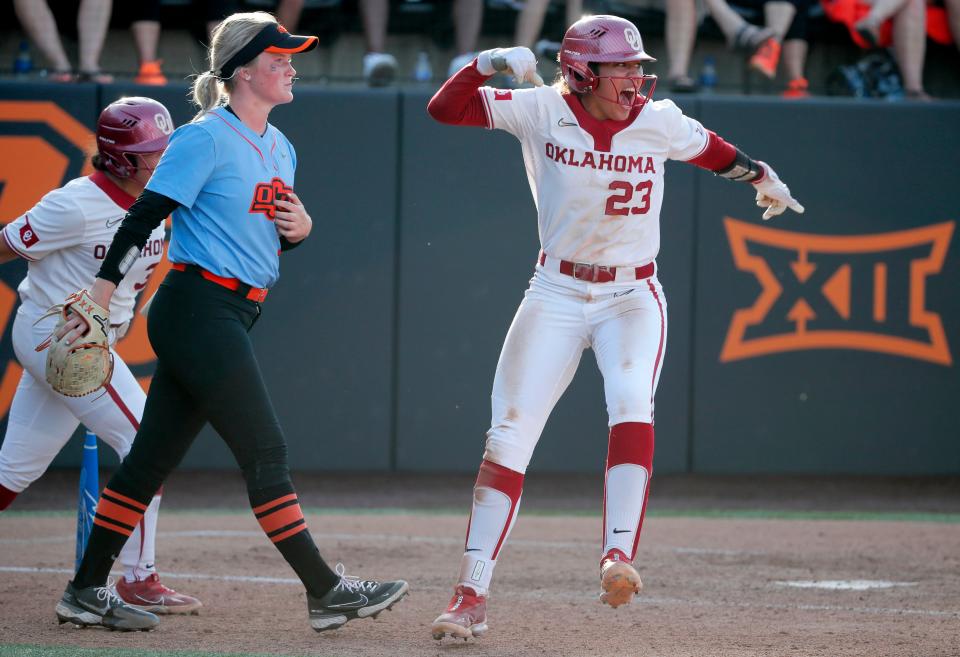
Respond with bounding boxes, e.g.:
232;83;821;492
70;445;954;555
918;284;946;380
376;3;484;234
514;0;700;93
359;0;484;85
130;0;240;85
821;0;929;98
664;0;700;92
276;0;307;31
514;0;583;51
929;0;960;51
703;0;811;94
13;0;113;82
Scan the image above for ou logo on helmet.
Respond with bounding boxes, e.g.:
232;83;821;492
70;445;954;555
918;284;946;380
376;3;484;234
624;27;642;51
154;111;173;135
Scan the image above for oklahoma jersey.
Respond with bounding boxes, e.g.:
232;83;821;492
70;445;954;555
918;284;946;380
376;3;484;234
478;86;708;266
2;171;165;326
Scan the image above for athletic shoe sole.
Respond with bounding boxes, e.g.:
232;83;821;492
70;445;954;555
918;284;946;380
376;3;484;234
431;619;488;640
600;562;643;608
311;581;409;632
55;600;157;631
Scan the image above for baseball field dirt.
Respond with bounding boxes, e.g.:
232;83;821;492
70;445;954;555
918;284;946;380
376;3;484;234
1;471;958;657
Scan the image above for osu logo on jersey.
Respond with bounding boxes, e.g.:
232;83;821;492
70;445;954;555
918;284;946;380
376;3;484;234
721;218;954;365
249;177;293;221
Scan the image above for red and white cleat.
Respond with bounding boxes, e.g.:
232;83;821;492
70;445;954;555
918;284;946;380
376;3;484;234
431;585;488;640
600;549;642;608
115;573;202;615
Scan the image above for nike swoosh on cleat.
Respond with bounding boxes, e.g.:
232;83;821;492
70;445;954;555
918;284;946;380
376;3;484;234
612;528;631;534
464;548;482;552
322;593;369;609
135;594;165;605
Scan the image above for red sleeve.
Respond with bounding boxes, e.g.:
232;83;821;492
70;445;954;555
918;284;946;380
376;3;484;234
427;59;491;128
686;130;737;171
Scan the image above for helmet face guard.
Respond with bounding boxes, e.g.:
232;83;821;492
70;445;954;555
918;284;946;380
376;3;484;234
587;71;658;111
560;15;658;113
96;96;173;179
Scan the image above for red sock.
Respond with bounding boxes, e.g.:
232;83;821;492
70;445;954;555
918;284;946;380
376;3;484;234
0;484;17;510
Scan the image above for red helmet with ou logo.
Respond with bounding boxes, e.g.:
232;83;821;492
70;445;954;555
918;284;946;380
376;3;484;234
559;15;658;110
96;96;174;179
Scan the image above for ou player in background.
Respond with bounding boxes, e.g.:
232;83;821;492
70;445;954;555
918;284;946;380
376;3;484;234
426;14;803;640
0;96;202;615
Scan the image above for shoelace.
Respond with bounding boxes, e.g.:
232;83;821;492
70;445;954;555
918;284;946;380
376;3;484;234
95;579;124;608
332;563;381;594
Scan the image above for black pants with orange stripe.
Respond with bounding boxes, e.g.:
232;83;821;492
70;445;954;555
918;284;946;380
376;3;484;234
73;269;340;597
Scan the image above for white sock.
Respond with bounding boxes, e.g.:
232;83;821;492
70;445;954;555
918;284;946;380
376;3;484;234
119;493;161;582
456;460;524;594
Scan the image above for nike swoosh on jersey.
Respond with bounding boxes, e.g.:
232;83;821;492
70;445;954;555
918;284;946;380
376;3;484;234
106;216;124;228
558;118;578;127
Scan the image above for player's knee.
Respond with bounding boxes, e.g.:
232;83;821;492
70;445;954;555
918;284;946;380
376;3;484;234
483;431;533;474
110;465;162;503
239;448;290;493
605;385;654;425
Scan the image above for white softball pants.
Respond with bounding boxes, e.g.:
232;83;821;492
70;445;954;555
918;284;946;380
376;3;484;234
482;264;668;474
0;307;161;580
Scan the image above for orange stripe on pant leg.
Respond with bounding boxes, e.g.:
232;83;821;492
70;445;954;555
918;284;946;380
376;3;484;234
252;493;298;515
258;504;305;534
93;516;134;536
270;523;307;543
102;488;148;511
96;498;145;528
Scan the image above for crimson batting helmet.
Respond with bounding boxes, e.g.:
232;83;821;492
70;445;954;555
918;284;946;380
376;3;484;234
559;15;658;110
96;96;173;179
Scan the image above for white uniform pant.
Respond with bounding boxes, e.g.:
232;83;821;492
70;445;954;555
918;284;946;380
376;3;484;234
0;307;158;579
483;264;667;474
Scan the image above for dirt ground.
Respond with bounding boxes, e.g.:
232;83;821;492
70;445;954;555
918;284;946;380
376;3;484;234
1;472;959;657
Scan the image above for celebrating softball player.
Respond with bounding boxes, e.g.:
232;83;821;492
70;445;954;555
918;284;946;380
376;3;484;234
426;14;803;640
52;12;407;633
0;96;201;615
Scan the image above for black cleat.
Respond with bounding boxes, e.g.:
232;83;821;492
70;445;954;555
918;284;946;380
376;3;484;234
56;581;159;631
308;565;408;632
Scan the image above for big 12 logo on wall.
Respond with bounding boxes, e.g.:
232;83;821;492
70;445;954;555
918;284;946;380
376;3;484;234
0;101;168;424
721;218;954;366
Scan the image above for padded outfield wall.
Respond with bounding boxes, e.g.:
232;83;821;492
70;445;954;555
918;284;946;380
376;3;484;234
0;81;956;474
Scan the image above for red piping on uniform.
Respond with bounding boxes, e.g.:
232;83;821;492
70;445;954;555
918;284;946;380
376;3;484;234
646;279;666;421
1;226;37;261
105;383;141;431
475;459;524;560
209;111;264;162
89;171;136;210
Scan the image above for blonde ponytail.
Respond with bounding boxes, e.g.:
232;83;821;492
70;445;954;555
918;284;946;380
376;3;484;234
189;11;278;121
190;71;224;119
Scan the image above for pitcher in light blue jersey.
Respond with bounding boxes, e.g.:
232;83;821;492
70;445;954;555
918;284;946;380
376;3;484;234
55;11;409;634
